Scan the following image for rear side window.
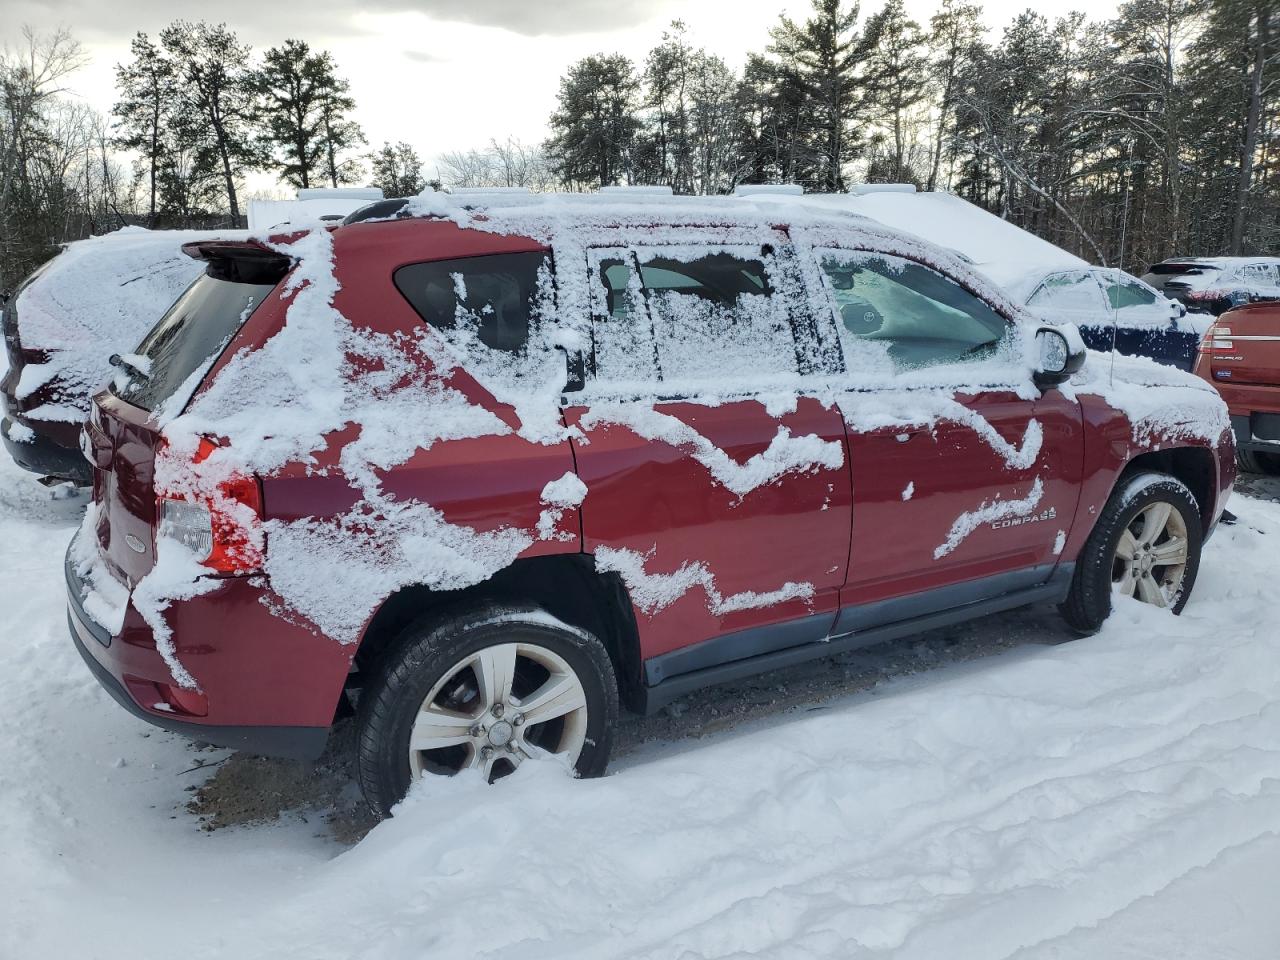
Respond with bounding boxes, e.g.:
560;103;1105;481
638;251;792;383
588;245;806;391
394;252;551;354
111;275;274;412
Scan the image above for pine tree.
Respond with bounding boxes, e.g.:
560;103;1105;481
112;32;175;225
768;0;864;191
315;58;364;187
545;54;642;188
641;22;695;191
256;40;324;189
925;0;984;191
369;141;426;196
160;21;265;222
863;0;930;183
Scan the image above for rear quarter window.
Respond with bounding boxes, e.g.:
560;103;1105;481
393;251;552;354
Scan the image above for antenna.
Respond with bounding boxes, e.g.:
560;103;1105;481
1110;158;1133;387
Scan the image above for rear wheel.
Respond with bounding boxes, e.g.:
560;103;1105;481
356;604;618;817
1060;473;1202;634
1237;448;1280;475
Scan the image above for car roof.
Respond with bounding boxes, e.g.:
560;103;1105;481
321;191;1029;320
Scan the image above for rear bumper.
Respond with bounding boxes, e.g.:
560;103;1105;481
65;540;347;760
69;610;330;759
2;415;91;483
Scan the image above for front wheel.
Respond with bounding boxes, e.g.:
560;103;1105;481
1059;473;1203;634
356;604;618;817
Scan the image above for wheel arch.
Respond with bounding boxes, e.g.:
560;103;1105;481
1120;445;1217;534
353;553;646;714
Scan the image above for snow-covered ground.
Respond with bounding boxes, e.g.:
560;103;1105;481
2;452;1279;959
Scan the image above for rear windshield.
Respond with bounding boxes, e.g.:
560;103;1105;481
110;274;275;412
1149;263;1221;279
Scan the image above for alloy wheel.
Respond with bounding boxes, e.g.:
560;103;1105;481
407;641;589;782
1111;500;1190;608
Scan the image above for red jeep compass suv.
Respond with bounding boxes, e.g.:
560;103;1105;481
67;195;1234;815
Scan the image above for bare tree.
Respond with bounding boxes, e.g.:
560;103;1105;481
437;137;556;191
0;26;86;286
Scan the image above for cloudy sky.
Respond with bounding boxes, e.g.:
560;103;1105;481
6;0;1120;191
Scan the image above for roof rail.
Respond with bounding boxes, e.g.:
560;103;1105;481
847;183;917;195
734;184;804;197
450;186;530;196
599;185;674;196
297;187;383;201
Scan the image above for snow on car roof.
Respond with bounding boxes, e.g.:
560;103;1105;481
744;189;1090;302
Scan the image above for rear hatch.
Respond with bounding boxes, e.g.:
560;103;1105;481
1206;304;1280;389
1;261;55;413
85;247;284;585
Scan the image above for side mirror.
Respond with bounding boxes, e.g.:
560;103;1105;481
1033;325;1086;390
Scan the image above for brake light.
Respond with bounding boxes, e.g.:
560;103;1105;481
1199;324;1227;354
1186;289;1226;302
156;437;264;574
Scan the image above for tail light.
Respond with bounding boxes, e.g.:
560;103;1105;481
1203;323;1235;353
1198;323;1223;354
156;437;264;574
1186;289;1232;305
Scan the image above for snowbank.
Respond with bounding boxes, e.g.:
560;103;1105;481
3;452;1279;959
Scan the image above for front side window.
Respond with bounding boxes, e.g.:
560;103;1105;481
394;251;552;354
1237;263;1278;286
817;250;1010;371
1104;277;1159;310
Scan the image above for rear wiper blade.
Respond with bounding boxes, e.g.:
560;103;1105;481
109;352;150;381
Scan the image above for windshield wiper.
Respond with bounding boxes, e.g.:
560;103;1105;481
108;353;150;381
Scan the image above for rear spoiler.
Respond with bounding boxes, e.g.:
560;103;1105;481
180;240;292;285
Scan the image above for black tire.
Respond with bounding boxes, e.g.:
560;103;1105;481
1236;448;1280;475
1059;472;1203;635
356;603;618;818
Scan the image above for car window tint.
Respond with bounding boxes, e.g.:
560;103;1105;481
635;249;798;384
111;275;274;412
1105;277;1159;309
394;251;551;353
1027;272;1104;312
588;250;659;385
817;250;1010;371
